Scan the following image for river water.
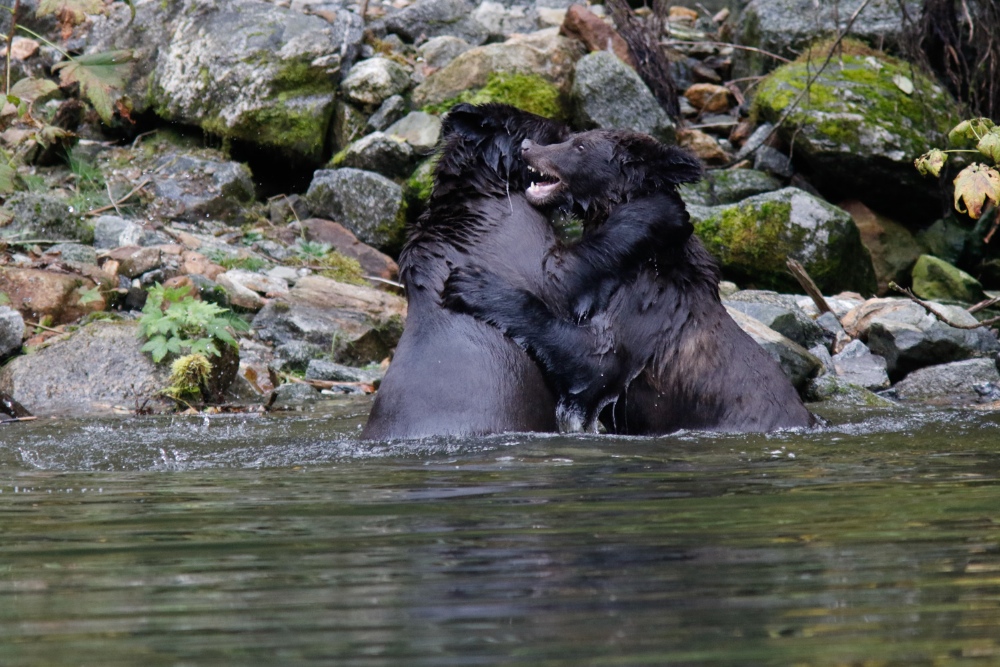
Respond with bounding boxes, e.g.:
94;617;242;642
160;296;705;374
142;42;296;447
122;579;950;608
1;397;999;666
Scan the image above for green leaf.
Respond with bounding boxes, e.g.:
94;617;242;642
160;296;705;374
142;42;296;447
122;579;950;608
0;163;16;195
977;127;1000;164
53;50;133;123
0;292;10;306
141;335;170;363
949;118;996;147
36;0;105;24
9;77;59;104
76;286;102;305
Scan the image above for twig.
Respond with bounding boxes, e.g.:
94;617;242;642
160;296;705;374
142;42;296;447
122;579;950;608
980;206;999;244
106;181;122;216
130;129;158;149
24;320;66;334
888;281;1000;329
661;39;792;63
84;178;150;216
0;415;36;423
786;258;833;314
968;295;1000;314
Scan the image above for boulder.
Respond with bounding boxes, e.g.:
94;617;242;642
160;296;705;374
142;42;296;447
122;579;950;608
839;200;924;296
559;4;632;66
0;306;24;359
891;358;1000;404
726;307;822;389
842;297;1000;379
738;0;922;73
93;215;169;249
412;28;583;108
147;151;256;224
251;274;406;359
831;339;890;390
753;47;960;222
46;243;98;265
0;321;172;416
474;1;538;40
911;254;987;304
366;95;408;132
383;0;490;45
268;381;321;410
385;111;442;154
304;168;406;253
723;290;828;349
417;36;472;71
90;0;362;162
331;132;417;178
302;218;399;280
689;187;877;295
916;218;968;267
676;128;729;164
805;373;896;406
684;83;732;112
571;50;675;143
341;57;412;108
305;359;384;385
105;245;163;279
710;168;783;205
0;192;90;242
0;267;107;326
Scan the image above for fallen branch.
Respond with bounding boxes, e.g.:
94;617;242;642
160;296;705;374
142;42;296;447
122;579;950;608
786;258;833;315
24;320;66;335
888;281;1000;329
85;178;151;217
969;295;1000;314
283;375;376;393
661;39;792;63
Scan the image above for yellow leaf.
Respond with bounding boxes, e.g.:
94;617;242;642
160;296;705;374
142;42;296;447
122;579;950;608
915;149;947;177
953;163;1000;219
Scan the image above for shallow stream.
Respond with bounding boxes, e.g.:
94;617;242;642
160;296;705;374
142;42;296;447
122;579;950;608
2;398;1000;665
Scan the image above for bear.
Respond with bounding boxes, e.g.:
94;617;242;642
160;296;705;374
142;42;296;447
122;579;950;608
442;129;817;434
361;105;693;440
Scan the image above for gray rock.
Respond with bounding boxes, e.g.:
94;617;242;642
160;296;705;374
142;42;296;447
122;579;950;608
273;340;326;372
417;35;471;69
916;218;967;266
269;381;321;409
305;359;383;384
148;152;255;224
727;307;822;389
724;291;827;349
46;243;98;265
367;94;409;132
892;358;1000;404
304;168;405;251
332;100;369;151
0;321;172;416
1;192;89;242
333;132;417;178
341;57;412;108
0;306;24;359
753;145;794;178
689;187;877;295
385;111;442;154
808;343;835;373
571;50;675;143
815;310;852;353
710;168;783;204
473;0;538;40
843;297;1000;380
92;216;168;249
806;373;896;406
90;0;362;161
734;123;774;162
383;0;490;45
739;0;922;72
831;339;890;390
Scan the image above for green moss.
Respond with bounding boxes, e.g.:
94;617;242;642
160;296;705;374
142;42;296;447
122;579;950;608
164;353;213;400
404;155;438;203
424;72;565;119
289;250;367;285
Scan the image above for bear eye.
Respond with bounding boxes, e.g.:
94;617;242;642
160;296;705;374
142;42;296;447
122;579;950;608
575;143;585;153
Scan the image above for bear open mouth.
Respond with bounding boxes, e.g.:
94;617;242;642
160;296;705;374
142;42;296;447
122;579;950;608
526;165;564;203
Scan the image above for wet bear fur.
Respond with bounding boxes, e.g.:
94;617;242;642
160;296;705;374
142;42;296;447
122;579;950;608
443;129;816;434
361;106;689;440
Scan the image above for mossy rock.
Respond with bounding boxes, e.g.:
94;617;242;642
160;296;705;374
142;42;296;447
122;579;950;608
424;72;566;119
753;40;961;222
911;254;986;304
691;187;877;295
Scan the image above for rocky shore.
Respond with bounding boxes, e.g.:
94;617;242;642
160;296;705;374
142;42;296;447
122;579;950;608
0;0;998;421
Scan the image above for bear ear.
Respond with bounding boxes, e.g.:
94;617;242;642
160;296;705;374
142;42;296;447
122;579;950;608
616;133;704;186
441;103;496;142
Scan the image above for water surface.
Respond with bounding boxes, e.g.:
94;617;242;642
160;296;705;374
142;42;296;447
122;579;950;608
2;398;999;666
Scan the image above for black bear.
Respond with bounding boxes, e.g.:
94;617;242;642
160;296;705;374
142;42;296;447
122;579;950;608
361;106;691;440
443;129;816;434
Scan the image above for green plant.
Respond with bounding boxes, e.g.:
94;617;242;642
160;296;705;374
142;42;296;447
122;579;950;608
916;118;1000;220
204;249;271;272
163;353;213;400
138;284;247;363
293;239;332;261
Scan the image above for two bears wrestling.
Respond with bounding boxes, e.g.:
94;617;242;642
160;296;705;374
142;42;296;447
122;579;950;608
362;103;815;440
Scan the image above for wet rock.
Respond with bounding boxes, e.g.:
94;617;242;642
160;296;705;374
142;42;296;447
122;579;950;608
383;0;490;45
273;340;326;372
385;111;442;154
892;358;1000;404
341;57;412;108
305;359;383;385
842;297;1000;379
752;145;794;179
796;294;866;319
738;0;922;72
0;267;107;325
412;29;583;108
268;381;321;410
332;132;417;178
148;151;256;224
0;192;89;242
726;307;822;389
559;4;632;66
840;200;924;296
302;218;399;280
90;0;362;161
367;95;408;132
0;306;24;359
251;274;406;357
911;254;986;304
417;35;472;70
724;290;827;349
0;321;172;416
753;48;960;221
689;187;877;295
571;50;675;143
806;372;895;406
304;168;406;252
831;339;890;390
